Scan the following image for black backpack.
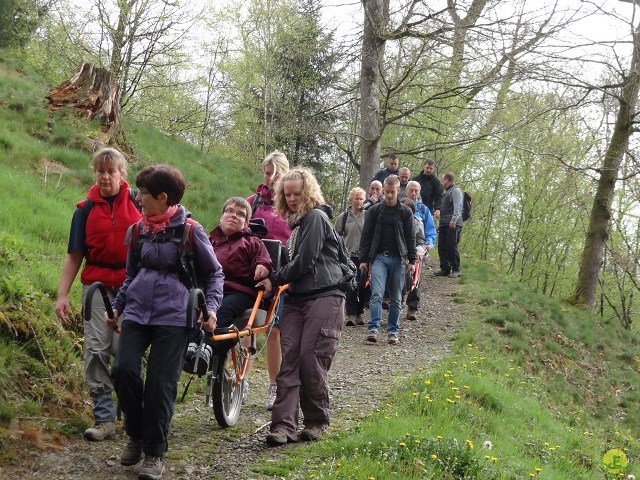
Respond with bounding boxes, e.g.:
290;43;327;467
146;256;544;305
333;230;358;293
462;191;472;222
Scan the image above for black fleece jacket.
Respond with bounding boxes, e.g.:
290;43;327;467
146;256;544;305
358;201;417;265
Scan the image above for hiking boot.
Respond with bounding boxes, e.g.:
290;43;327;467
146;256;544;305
183;342;212;376
265;383;277;411
241;378;249;405
266;431;288;446
84;421;115;441
366;331;378;343
448;271;461;278
406;308;417;321
433;270;450;277
387;333;399;345
300;425;325;441
120;438;143;466
356;314;365;325
345;316;356;326
138;455;165;480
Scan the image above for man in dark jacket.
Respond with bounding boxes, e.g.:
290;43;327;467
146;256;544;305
435;172;463;278
371;154;400;184
412;158;443;217
359;175;416;345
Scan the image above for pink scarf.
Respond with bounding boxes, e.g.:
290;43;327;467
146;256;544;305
141;205;179;234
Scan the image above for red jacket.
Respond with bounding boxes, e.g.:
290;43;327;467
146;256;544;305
209;225;273;297
80;181;142;288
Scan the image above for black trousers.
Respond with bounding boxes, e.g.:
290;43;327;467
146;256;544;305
437;225;462;273
114;320;189;457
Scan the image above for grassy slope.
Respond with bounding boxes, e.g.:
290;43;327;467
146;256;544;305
257;262;640;479
0;55;260;459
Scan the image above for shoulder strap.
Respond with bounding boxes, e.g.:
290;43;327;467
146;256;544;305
129;188;142;212
251;193;263;214
81;198;94;216
181;218;199;289
339;209;349;236
124;221;141;246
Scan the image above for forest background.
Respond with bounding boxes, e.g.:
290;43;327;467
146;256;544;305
2;0;640;353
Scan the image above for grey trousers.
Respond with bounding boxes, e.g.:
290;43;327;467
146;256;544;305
82;284;119;422
270;295;344;439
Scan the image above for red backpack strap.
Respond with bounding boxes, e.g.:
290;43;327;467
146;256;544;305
182;218;197;252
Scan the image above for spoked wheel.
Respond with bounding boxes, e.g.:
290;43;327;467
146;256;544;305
210;343;243;427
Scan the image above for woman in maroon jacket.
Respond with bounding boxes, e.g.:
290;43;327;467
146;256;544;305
55;148;141;442
184;197;273;377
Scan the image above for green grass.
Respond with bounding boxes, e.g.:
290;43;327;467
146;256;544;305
255;260;640;479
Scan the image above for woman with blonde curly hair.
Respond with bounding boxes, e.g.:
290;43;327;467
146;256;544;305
257;168;345;446
247;150;292;410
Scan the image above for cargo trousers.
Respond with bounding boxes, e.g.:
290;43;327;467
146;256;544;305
270;295;344;440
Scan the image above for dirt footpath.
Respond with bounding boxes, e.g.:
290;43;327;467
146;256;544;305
1;272;462;480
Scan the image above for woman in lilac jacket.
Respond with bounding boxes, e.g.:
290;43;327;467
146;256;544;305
109;165;223;480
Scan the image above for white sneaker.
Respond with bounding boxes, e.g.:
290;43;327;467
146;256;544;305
265;383;277;411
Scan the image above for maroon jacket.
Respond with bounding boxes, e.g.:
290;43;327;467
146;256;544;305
209;225;273;297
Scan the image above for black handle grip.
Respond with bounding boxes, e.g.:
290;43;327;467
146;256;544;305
187;288;209;329
84;281;119;333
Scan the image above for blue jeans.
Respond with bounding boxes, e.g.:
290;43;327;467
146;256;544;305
368;255;405;335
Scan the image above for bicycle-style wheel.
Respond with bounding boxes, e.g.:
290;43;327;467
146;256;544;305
210;343;243;427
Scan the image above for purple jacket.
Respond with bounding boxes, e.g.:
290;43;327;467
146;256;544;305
112;205;224;327
247;184;291;244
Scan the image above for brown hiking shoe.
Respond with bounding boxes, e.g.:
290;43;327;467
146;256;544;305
84;421;115;441
120;438;143;466
301;425;325;441
266;431;288;446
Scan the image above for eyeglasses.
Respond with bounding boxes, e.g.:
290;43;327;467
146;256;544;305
223;208;247;219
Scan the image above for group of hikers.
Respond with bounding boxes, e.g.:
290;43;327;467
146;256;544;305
54;148;466;480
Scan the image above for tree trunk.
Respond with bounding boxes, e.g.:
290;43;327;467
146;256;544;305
573;22;640;308
45;62;121;127
359;0;388;188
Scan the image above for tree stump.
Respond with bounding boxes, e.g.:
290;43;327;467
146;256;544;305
45;62;121;126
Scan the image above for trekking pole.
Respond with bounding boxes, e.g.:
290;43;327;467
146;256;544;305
84;281;120;333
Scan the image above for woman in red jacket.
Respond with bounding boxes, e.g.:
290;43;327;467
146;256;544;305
55;148;141;442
